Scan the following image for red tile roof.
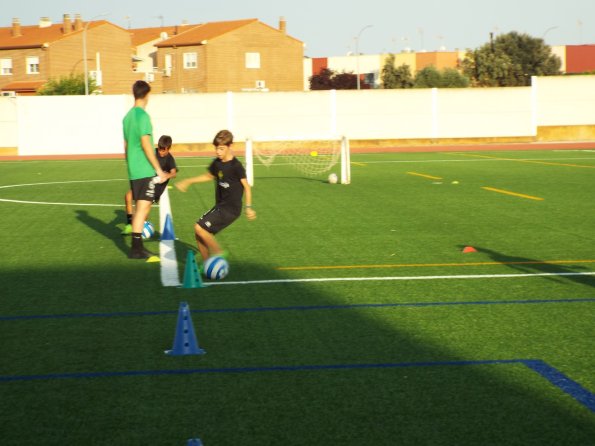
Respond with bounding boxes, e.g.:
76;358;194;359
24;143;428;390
1;80;46;91
155;19;258;47
130;25;192;46
0;20;117;49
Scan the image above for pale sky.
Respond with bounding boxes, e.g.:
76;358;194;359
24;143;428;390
7;0;595;57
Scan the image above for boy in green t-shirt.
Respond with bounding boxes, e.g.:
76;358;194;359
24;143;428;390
122;80;166;260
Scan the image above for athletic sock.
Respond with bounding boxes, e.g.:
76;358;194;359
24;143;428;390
131;233;143;251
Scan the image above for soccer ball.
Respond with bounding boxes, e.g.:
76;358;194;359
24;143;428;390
204;256;229;280
328;173;338;184
142;221;155;239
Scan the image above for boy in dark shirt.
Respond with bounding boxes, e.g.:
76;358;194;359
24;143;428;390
122;135;178;235
175;130;256;263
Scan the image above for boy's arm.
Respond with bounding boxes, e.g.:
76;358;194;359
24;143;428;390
141;135;166;182
240;178;256;220
165;168;178;181
175;172;215;192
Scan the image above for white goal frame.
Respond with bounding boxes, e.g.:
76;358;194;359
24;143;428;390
244;135;351;186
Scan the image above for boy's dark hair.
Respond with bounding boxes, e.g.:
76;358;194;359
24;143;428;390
158;135;172;149
132;80;151;99
213;129;233;147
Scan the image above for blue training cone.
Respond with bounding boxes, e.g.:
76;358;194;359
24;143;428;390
166;301;205;356
187;439;203;446
182;250;206;288
161;214;176;241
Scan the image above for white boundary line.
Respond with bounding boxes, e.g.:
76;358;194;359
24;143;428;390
0;179;128;207
208;271;595;286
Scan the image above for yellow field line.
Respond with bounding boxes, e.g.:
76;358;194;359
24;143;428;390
277;259;595;271
351;161;367;167
481;186;543;201
407;171;443;180
456;153;595;169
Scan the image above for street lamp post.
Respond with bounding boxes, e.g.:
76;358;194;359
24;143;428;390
83;13;109;95
541;26;558;42
355;25;372;90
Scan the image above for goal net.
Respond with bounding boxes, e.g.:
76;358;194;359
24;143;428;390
244;135;351;185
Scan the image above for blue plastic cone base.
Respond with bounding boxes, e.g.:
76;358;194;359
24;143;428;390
182;250;206;289
161;214;176;241
166;301;206;356
187;439;203;446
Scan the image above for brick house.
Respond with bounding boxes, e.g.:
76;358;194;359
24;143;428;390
0;14;136;95
130;24;195;94
153;18;304;93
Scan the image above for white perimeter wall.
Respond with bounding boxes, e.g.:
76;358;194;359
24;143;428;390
1;75;594;156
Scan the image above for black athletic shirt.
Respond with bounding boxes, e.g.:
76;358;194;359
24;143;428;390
208;157;246;216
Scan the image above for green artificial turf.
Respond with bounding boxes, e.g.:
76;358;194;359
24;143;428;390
1;149;594;445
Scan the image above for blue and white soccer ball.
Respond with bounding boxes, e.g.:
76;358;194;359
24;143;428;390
204;256;229;280
142;221;155;239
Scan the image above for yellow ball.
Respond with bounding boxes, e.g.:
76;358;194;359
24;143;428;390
310;150;318;157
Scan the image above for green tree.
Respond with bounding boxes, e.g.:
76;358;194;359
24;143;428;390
37;73;97;95
462;31;561;87
414;66;442;88
381;54;414;89
440;68;470;88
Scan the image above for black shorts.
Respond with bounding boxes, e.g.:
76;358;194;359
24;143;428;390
153;182;169;203
130;177;158;202
197;207;239;235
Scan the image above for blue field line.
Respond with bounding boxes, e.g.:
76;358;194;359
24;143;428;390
1;297;595;322
0;358;593;413
523;360;595;412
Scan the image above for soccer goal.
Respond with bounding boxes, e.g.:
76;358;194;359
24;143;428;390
244;135;351;186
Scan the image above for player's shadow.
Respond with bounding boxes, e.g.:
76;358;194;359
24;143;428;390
462;245;595;288
76;209;199;259
75;209;130;256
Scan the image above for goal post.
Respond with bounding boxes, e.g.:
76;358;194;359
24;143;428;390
244;135;351;186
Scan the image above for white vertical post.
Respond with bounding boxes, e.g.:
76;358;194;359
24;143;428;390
340;136;351;184
431;87;439;139
330;89;337;136
245;138;254;186
531;76;538;136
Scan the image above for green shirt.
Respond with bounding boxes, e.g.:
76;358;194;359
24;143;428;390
123;106;155;180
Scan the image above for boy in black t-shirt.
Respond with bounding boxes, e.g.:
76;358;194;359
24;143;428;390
175;130;256;263
122;135;178;235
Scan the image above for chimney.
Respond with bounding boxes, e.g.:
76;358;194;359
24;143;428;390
74;14;83;31
63;13;72;34
12;18;22;37
279;16;286;34
39;17;52;28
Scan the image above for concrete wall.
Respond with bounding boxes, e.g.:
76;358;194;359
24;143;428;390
1;75;594;156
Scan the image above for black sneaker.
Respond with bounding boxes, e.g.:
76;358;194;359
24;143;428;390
128;247;156;259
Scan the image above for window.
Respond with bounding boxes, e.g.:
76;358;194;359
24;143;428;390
0;58;12;75
164;54;172;76
26;56;39;74
245;52;261;69
183;52;197;69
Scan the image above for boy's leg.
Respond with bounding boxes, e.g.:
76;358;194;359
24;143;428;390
194;229;210;262
122;190;134;235
129;199;155;259
125;190;134;220
195;224;223;259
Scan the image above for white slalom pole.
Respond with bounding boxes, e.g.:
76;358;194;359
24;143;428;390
340;136;351;184
158;187;181;287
